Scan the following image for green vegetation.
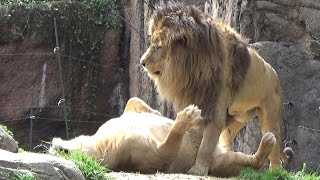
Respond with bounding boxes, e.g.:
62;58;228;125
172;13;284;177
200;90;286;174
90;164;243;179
0;124;18;145
18;148;26;153
238;164;320;180
9;171;35;180
58;150;113;180
0;124;14;138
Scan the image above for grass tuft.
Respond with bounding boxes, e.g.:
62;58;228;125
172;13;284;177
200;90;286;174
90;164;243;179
58;150;113;180
238;163;320;180
10;171;35;180
0;124;14;139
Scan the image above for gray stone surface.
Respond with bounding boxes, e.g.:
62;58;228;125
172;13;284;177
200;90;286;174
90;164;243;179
0;126;18;153
0;149;85;180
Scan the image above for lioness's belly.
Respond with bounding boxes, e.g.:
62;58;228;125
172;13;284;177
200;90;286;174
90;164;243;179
96;113;175;172
95;112;201;173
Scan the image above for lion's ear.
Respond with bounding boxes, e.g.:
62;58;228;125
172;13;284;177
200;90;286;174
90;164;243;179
172;33;187;46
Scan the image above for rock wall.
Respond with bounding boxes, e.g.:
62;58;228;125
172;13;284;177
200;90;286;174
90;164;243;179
124;0;175;118
0;3;129;150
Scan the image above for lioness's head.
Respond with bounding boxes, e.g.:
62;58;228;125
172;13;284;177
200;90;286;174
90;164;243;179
140;2;225;104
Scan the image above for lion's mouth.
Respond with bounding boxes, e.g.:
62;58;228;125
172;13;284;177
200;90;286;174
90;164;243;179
149;70;161;76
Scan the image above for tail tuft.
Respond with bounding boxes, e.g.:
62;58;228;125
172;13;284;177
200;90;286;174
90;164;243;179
283;147;294;162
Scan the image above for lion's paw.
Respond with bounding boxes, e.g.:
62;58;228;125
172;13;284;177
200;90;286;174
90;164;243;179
177;105;203;128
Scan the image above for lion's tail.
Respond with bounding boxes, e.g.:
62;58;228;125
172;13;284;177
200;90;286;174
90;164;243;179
281;146;294;166
49;135;94;155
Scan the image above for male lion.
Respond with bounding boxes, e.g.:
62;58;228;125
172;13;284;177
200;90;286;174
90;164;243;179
50;97;276;177
140;2;290;175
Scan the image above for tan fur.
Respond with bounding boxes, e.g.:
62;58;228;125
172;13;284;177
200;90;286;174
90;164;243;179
50;97;276;177
140;2;289;175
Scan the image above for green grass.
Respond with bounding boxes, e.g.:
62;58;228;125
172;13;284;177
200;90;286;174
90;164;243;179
58;150;113;180
0;124;14;138
0;124;19;145
238;164;320;180
9;171;35;180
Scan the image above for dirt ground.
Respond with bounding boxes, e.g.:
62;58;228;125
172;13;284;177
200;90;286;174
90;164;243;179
108;172;233;180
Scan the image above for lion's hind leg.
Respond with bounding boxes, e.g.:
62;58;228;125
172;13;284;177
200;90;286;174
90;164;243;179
157;105;203;161
123;97;161;116
258;100;289;169
219;116;246;151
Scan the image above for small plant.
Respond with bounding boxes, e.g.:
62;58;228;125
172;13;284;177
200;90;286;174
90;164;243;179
0;124;14;138
238;164;320;180
18;148;26;153
10;171;35;180
58;150;113;180
0;124;18;144
293;163;320;180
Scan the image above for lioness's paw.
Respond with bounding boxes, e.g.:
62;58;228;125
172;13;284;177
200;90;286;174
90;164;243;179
49;138;63;155
254;132;276;168
177;105;203;127
261;132;276;148
150;109;162;116
51;137;63;147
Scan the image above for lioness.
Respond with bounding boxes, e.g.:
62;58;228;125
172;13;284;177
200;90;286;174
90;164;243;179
140;2;290;175
50;97;276;177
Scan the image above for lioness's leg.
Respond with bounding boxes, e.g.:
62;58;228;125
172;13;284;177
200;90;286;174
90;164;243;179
123;97;161;116
50;135;96;156
258;95;288;168
157;105;202;161
210;132;276;177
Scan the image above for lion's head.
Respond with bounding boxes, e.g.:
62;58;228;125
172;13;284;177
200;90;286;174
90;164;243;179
140;2;226;110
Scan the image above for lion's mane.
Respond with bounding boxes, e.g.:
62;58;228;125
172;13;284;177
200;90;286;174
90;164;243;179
149;2;250;124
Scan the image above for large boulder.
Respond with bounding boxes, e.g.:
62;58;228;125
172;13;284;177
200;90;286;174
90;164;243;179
0;149;84;180
0;126;18;153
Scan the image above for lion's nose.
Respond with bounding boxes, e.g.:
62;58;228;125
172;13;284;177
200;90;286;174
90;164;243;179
140;58;147;67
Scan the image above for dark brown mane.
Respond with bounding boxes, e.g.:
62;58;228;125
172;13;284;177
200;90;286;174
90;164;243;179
149;2;250;123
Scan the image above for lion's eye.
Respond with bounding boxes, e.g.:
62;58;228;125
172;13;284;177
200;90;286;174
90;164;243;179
155;46;162;51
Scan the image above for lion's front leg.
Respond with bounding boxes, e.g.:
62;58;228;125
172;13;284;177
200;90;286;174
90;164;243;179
187;120;223;175
188;91;228;176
